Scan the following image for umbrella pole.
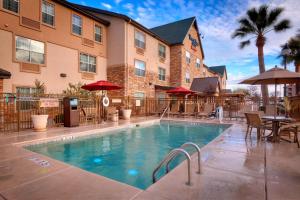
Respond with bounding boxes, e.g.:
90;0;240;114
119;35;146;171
274;83;277;118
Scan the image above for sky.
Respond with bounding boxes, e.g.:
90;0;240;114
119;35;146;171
69;0;300;95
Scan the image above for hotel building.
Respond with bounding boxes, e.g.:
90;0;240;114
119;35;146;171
0;0;227;98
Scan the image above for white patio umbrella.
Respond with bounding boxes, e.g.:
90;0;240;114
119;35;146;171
239;66;300;116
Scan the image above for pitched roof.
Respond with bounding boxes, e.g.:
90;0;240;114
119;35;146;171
0;68;11;79
150;17;205;58
190;77;220;94
150;17;195;45
52;0;110;26
209;66;227;79
68;3;169;45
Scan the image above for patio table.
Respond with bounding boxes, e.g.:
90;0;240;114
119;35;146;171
261;116;293;142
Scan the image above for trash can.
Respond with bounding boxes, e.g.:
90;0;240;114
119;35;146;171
63;97;80;127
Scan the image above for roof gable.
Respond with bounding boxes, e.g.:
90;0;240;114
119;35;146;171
190;77;220;94
150;17;205;58
209;66;227;79
150;17;195;45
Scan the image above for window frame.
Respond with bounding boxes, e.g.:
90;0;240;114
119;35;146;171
158;43;166;59
158;67;166;81
185;51;191;64
94;24;103;43
196;58;201;68
2;0;19;15
15;35;45;65
134;30;146;50
72;13;83;36
134;59;146;77
79;53;97;74
134;92;145;106
41;0;55;27
185;71;190;83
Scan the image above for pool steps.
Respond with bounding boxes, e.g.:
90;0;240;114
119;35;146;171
152;142;201;186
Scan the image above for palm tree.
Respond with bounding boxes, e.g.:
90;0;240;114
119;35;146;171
280;30;300;93
232;5;291;105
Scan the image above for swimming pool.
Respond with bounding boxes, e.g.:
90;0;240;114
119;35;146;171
26;121;230;189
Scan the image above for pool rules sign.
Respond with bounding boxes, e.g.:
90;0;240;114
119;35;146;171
39;98;59;108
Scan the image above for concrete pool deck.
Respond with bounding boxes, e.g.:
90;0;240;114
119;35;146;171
0;117;299;200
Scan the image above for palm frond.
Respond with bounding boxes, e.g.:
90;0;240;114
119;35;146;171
257;5;268;30
247;8;259;25
239;40;251;49
239;18;257;33
232;26;255;38
274;19;291;32
267;7;283;26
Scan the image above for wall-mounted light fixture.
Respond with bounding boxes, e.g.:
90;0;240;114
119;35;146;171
60;73;67;78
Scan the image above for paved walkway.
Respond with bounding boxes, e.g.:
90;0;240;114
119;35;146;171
0;118;299;200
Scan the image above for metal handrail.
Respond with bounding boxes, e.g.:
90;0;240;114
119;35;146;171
166;142;201;174
160;105;170;120
152;148;192;185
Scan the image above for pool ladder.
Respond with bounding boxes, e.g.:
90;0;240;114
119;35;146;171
152;142;201;186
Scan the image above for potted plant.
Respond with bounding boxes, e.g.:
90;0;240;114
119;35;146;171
31;80;48;132
122;96;132;120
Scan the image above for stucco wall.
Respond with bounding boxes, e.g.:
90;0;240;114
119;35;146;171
0;30;106;93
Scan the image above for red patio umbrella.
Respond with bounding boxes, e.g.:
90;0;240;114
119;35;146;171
167;86;195;95
81;80;121;91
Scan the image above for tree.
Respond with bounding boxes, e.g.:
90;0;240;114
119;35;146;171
279;30;300;93
232;4;291;105
63;82;95;98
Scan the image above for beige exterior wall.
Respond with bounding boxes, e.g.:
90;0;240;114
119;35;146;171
0;30;106;93
0;0;108;93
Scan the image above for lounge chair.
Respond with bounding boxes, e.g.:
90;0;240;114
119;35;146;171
169;101;180;117
278;122;300;148
182;103;197;117
196;103;214;118
244;112;272;140
81;107;97;123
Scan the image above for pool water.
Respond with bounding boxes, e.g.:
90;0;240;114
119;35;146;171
26;121;230;189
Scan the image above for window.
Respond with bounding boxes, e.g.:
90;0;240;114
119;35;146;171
16;86;43;110
196;58;200;68
72;14;82;35
158;44;166;58
80;53;96;73
135;60;145;77
15;36;45;64
186;51;191;64
3;0;19;14
42;1;55;26
135;30;145;49
158;67;166;81
94;25;102;43
185;71;190;83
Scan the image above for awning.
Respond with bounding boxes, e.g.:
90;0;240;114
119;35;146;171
154;85;175;91
0;68;11;79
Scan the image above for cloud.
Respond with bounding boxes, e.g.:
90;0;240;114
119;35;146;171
101;3;112;10
115;0;122;4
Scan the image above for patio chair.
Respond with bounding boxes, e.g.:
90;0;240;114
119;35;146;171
196;103;214;118
236;104;252;120
278;122;300;148
244;112;272;140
